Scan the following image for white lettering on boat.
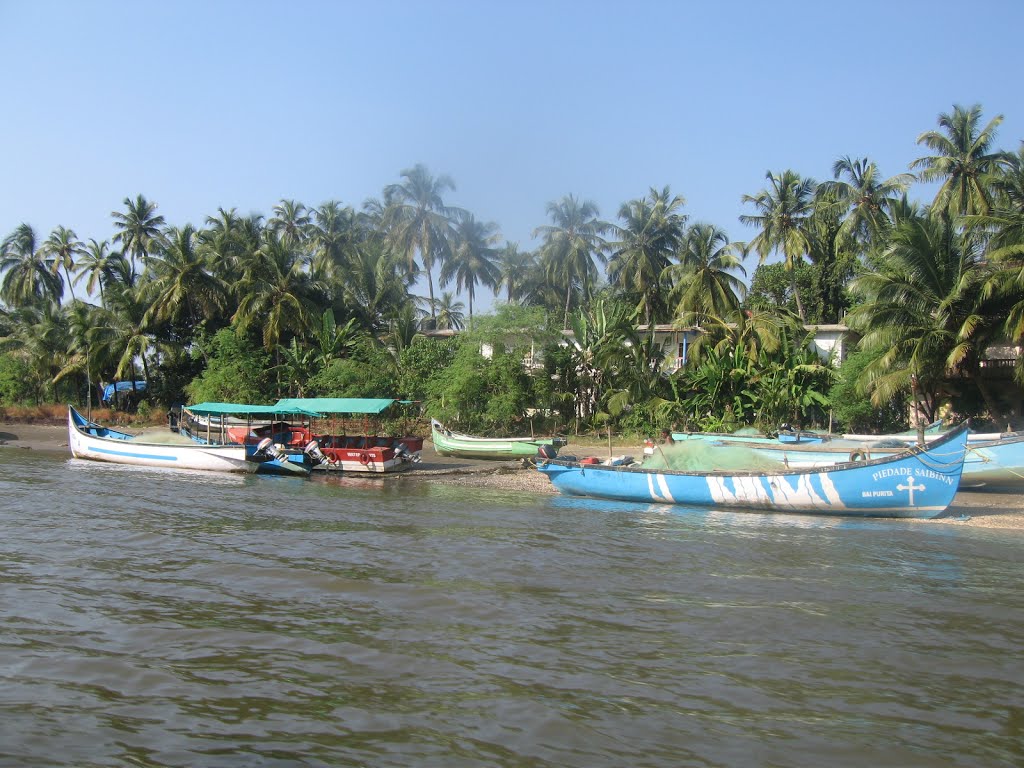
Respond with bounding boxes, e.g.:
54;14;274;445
871;467;955;486
707;474;843;509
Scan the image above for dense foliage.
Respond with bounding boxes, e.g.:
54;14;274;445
2;105;1023;436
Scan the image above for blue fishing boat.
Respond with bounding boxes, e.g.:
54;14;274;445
720;429;1024;489
536;424;969;519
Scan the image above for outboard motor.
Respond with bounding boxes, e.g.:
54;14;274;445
537;443;559;460
394;444;422;464
303;439;326;466
256;437;288;462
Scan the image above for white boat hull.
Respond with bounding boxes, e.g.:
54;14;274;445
69;407;258;473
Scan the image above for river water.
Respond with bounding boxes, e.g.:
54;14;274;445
1;450;1021;768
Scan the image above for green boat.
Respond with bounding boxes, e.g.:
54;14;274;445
430;419;567;460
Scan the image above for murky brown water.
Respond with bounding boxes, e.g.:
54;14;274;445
1;450;1022;767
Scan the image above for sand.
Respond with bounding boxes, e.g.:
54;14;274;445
3;422;1021;530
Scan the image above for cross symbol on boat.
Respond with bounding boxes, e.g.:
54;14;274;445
896;475;926;505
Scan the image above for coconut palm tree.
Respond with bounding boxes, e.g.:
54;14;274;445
0;223;62;308
89;283;160;396
338;238;415;335
383;164;459;319
268;199;311;248
43;226;84;302
0;303;72;402
911;104;1009;218
534;194;609;328
142;224;228;330
111;194;166;281
668;223;746;320
308;200;361;283
965;146;1024;376
200;207;248;284
606;186;687;325
232;233;324;351
73;239;115;306
846;212;992;422
740;170;816;320
440;213;501;323
817;156;914;254
495;242;536;303
433;291;466;330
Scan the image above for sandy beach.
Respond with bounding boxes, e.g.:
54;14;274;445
3;421;1022;530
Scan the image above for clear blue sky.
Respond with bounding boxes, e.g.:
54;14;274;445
2;0;1021;311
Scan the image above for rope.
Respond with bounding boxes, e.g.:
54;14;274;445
965;444;1024;481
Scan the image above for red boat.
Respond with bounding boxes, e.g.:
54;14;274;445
181;398;423;473
270;398;423;473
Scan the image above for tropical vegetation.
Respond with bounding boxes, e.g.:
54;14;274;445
2;104;1022;438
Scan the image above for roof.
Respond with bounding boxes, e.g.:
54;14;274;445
273;397;400;415
186;402;323;417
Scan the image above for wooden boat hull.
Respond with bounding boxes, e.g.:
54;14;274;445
68;406;309;476
537;425;968;518
431;419;565;460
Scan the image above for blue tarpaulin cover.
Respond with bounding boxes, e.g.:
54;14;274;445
102;381;147;401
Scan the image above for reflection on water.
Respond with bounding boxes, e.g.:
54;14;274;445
1;449;1022;767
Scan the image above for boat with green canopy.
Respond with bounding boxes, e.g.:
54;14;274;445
269;398;423;473
175;401;327;475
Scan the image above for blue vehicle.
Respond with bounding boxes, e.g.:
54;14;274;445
536;424;969;519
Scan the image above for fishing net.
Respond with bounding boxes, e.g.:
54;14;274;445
642;441;787;472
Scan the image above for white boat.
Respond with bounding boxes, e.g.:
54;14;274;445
67;405;309;475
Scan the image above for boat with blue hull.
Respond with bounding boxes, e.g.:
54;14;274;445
537;424;969;519
718;429;1024;489
68;405;311;476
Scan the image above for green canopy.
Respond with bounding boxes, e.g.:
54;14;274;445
186;402;323;418
273;397;400;415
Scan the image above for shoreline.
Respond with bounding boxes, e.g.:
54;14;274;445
4;422;1022;530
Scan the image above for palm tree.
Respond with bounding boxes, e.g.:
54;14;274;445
383;164;459;319
817;156;913;253
966;146;1024;375
668;223;746;320
740;170;816;320
308;201;361;283
911;104;1009;218
440;213;501;323
337;238;415;335
90;282;161;394
606;186;687;325
232;233;324;351
200;207;248;283
495;242;536;303
0;223;62;308
846;212;992;422
433;291;466;330
142;224;228;330
0;303;72;402
43;226;84;302
534;194;609;328
73;239;114;306
111;194;166;281
268;199;311;248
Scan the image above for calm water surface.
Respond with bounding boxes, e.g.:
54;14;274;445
1;449;1022;767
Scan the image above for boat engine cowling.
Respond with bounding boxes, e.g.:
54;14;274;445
303;439;326;466
256;437;287;462
537;444;559;460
